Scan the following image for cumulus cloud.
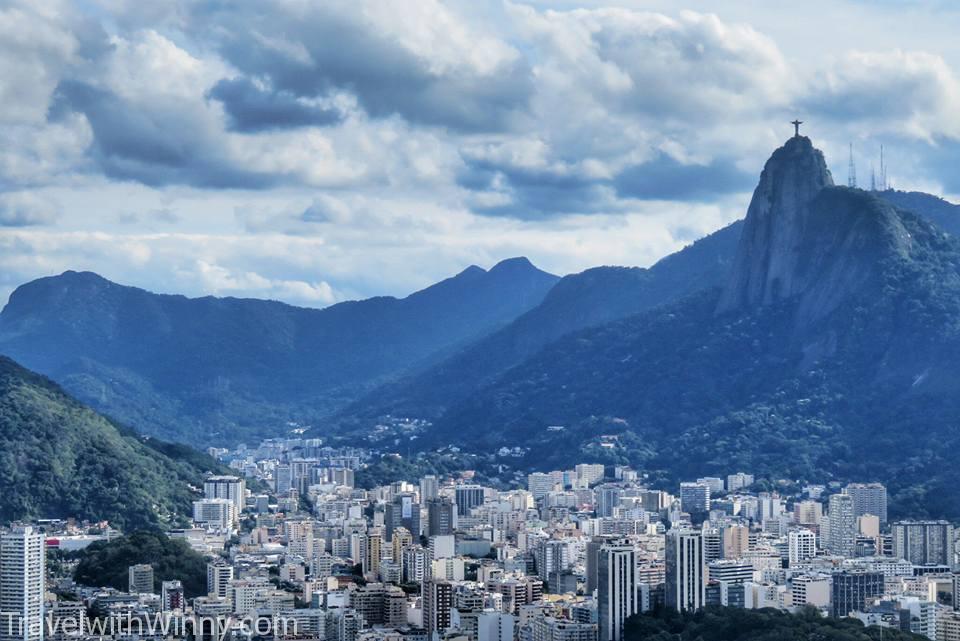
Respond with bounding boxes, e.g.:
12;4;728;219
202;0;533;133
804;49;960;141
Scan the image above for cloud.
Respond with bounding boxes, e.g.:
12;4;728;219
803;49;960;142
0;193;59;227
207;77;344;132
613;153;756;201
203;0;533;133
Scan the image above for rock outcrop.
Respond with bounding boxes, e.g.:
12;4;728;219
717;135;912;327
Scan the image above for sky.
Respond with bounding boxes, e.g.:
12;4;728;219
3;0;960;308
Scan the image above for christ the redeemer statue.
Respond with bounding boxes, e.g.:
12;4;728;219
791;119;803;137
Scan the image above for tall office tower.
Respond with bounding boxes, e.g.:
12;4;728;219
826;493;857;558
455;485;485;516
701;529;722;563
384;494;421;540
722;524;750;560
679;483;711;515
161;580;185;612
585;537;614;595
831;571;884;618
0;526;46;641
794;500;823;525
788;529;817;565
665;530;706;613
528;473;557;500
426;497;456;537
207;561;234;598
843;483;888;524
891;521;955;566
423;579;453;638
595;485;622;518
726;473;754;492
128;564;155;594
204;475;246;513
420;475;440;502
597;542;638;641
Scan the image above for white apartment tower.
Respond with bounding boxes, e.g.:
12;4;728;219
0;527;46;641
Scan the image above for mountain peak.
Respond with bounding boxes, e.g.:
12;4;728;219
489;256;537;274
716;136;834;314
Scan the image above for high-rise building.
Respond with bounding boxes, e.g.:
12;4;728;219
534;539;570;585
193;498;238;529
726;473;754;492
455;485;485;516
528;473;557;500
892;521;955;566
161;580;185;612
843;483;888;524
596;485;623;518
696;478;724;496
597;542;638;641
0;526;46;641
722;524;750;560
788;529;817;565
204;475;246;513
420;476;440;502
831;571;884;618
665;530;706;613
385;494;421;541
679;483;710;516
427;497;456;537
794;500;823;526
207;562;234;598
701;529;722;563
423;579;453;638
826;493;857;558
575;464;605;488
128;564;154;594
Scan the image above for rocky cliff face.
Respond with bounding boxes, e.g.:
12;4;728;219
717;136;834;314
717;136;913;327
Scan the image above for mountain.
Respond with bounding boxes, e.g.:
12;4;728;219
0;258;558;445
411;136;960;519
338;220;743;422
877;189;960;236
0;355;220;529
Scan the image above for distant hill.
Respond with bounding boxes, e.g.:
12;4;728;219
0;258;558;445
877;189;960;236
408;137;960;519
338;220;743;422
0;356;221;529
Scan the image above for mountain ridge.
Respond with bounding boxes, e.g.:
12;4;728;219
0;258;559;445
0;355;221;529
